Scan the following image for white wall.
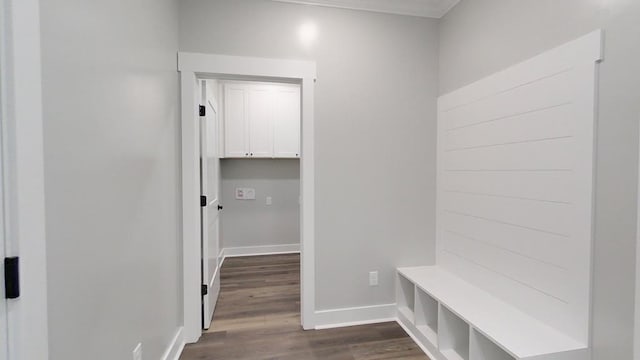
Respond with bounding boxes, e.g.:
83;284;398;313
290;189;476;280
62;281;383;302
39;0;182;359
221;159;300;249
438;1;640;358
180;0;438;311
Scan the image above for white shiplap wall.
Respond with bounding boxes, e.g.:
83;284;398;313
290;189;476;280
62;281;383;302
436;31;603;343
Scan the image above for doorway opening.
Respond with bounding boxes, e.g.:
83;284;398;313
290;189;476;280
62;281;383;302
198;78;302;331
179;53;316;344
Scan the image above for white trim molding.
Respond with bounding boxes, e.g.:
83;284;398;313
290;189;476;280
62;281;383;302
1;0;49;359
270;0;460;19
635;114;640;360
222;244;300;258
179;52;316;343
161;327;185;360
314;304;397;330
178;53;316;80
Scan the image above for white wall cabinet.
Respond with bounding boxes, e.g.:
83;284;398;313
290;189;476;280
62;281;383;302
223;84;249;157
223;83;300;158
273;86;301;158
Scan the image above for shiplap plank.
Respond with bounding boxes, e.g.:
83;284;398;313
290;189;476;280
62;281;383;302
436;253;578;332
443;71;572;130
444;137;574;171
444;104;573;151
441;230;570;301
440;211;570;268
442;171;573;204
441;191;572;237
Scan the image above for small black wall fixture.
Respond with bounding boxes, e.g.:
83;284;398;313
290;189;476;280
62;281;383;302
4;256;19;299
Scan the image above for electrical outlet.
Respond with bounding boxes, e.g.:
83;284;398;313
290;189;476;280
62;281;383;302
369;271;379;286
132;343;142;360
266;196;273;205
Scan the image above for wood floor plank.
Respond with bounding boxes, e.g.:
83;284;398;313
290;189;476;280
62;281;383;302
179;254;429;360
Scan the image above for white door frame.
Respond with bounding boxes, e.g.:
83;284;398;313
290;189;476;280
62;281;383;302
0;0;49;359
635;116;640;360
178;53;317;343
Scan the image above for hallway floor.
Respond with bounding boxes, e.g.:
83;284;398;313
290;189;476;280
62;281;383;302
179;253;429;360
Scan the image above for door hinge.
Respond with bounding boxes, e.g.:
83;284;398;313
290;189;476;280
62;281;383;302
200;195;207;207
199;105;205;116
201;284;208;296
4;257;20;299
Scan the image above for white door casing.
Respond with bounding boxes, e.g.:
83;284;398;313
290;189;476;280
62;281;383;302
0;68;7;360
179;53;316;343
635;114;640;360
0;1;8;356
200;81;221;330
1;0;49;359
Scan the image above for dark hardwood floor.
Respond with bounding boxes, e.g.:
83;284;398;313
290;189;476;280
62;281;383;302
180;254;429;360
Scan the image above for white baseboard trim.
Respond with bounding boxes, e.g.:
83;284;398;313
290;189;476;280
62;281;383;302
222;244;300;258
161;327;185;360
314;303;397;330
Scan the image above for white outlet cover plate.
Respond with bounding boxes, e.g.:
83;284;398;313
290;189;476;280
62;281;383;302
244;188;256;200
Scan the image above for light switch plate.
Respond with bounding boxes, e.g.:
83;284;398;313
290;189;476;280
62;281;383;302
369;271;379;286
266;196;273;205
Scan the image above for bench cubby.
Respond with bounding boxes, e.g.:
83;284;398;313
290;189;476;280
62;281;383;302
395;266;589;360
397;273;415;323
470;329;516;360
439;306;469;360
415;289;439;345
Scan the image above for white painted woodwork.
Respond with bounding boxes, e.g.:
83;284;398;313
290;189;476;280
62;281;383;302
397;266;588;360
0;101;7;360
0;13;7;347
439;305;470;360
248;86;274;157
397;275;415;324
181;72;202;343
415;290;438;346
224;85;248;158
470;330;515;360
396;30;601;360
436;30;602;343
273;86;301;158
222;82;301;158
179;53;316;340
270;0;460;18
636;117;640;360
1;0;49;358
200;81;222;330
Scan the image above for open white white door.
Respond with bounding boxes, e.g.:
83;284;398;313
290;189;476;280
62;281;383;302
200;80;221;329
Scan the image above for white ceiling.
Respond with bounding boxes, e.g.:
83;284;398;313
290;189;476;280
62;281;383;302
270;0;460;19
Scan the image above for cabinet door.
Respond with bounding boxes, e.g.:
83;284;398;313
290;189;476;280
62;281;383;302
224;85;248;157
247;87;274;157
273;86;301;158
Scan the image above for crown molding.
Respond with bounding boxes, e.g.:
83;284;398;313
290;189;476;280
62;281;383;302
271;0;460;19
